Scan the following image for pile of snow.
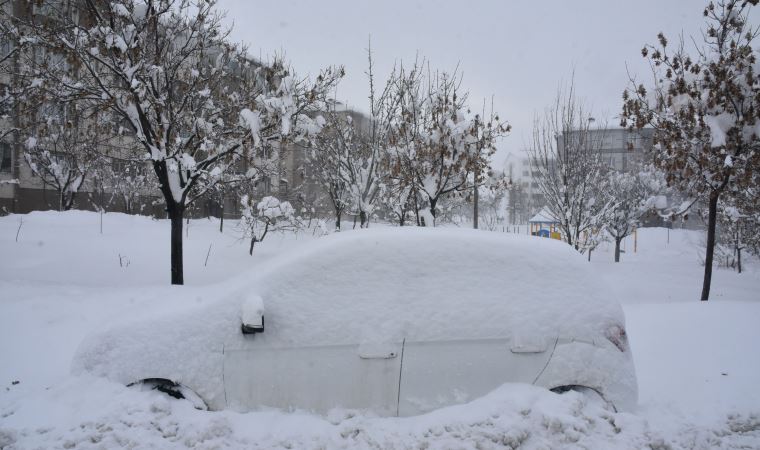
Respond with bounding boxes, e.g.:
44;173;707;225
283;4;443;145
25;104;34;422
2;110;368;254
1;377;757;449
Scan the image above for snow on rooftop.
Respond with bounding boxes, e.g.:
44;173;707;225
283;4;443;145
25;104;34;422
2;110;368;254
529;207;559;224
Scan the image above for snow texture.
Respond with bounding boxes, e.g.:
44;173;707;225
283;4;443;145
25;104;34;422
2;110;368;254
0;212;759;449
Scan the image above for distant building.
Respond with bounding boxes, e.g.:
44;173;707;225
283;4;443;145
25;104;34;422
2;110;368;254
502;127;656;226
559;127;655;173
502;153;545;225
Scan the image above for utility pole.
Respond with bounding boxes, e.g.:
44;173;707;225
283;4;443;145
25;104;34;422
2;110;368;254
473;113;482;230
473;166;479;229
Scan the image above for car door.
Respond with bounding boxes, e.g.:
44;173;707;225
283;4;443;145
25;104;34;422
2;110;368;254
223;342;403;416
397;337;555;416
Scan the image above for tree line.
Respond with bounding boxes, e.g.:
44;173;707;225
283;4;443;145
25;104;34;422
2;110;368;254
1;0;757;300
0;0;508;285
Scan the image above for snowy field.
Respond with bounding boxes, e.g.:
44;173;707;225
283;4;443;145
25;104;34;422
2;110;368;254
0;211;759;449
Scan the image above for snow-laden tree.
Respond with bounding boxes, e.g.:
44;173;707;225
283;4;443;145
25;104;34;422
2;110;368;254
476;172;510;232
526;81;610;252
22;104;109;211
198;152;269;233
602;166;668;262
469;104;510;229
622;0;760;300
305;48;400;229
712;195;759;273
348;49;400;228
389;66;508;226
2;0;340;284
387;61;426;225
416;73;479;226
378;175;415;226
97;158;157;214
240;195;296;255
305;110;351;230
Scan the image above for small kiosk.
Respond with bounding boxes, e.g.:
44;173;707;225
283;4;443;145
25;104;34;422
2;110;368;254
529;208;561;240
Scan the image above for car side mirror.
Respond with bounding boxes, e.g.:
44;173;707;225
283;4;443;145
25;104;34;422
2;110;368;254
241;297;265;334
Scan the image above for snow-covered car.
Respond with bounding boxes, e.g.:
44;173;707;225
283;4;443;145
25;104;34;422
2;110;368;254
73;228;637;416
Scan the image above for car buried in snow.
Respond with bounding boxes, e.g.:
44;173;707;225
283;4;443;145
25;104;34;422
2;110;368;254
73;227;637;416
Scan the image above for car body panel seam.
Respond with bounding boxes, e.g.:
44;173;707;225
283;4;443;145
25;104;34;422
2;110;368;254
532;336;559;385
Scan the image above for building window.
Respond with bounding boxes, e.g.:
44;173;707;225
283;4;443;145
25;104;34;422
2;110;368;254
0;84;10;117
0;37;11;61
0;142;11;172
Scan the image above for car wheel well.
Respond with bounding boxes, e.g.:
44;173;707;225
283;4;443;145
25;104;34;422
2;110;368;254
549;385;616;412
128;378;208;410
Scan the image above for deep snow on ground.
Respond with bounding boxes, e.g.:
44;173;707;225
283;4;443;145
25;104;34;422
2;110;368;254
1;211;759;449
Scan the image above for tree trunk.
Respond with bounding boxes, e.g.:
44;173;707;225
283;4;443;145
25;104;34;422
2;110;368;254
219;201;225;233
473;179;479;229
249;237;256;255
63;190;77;211
429;198;438;227
737;246;742;274
563;222;573;248
169;207;185;285
701;192;719;301
414;191;421;226
588;247;592;262
360;210;368;228
614;237;622;263
335;209;341;231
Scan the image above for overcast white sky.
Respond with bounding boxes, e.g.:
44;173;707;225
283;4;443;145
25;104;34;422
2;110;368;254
219;0;757;167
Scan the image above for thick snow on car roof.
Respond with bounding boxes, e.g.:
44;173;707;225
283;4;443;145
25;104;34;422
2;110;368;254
250;227;624;346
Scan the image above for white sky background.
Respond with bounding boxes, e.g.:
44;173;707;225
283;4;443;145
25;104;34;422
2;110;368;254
219;0;759;168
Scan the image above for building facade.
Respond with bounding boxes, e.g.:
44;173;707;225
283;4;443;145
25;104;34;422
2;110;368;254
503;127;656;225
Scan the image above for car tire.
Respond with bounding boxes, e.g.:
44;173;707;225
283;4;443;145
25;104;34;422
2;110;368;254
550;385;615;412
129;378;208;410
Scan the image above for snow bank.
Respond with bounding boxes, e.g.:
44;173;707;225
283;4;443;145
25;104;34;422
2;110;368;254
1;376;757;449
0;210;309;286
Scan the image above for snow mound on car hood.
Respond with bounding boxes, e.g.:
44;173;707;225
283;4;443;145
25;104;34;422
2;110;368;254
248;227;624;346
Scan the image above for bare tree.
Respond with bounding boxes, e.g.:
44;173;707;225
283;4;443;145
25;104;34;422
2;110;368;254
527;80;609;252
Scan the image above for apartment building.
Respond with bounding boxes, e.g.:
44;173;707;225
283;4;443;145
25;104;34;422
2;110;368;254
503;127;656;225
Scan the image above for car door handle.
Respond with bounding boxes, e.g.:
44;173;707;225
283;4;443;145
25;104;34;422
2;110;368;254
358;343;399;359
